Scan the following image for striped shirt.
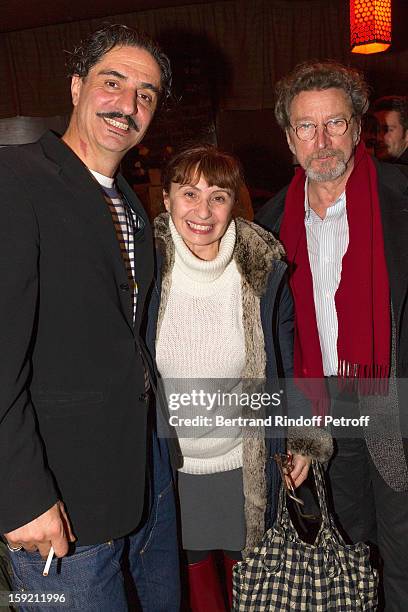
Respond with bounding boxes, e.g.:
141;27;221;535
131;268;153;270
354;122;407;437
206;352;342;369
304;179;349;376
91;170;139;322
91;170;150;394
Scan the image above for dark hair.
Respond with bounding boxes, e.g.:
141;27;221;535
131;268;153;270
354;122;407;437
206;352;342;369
66;24;172;105
372;96;408;131
274;60;369;130
162;143;245;199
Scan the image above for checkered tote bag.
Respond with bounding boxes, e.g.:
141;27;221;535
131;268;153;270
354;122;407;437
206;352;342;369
232;461;378;611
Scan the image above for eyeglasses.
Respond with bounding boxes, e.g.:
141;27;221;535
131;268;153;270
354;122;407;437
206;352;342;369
274;453;320;522
290;115;355;141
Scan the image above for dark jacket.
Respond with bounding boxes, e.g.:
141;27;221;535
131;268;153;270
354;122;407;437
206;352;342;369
256;159;408;471
147;213;332;553
0;131;154;544
393;148;408;166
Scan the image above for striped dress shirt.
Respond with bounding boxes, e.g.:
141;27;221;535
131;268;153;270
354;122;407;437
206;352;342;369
304;179;349;376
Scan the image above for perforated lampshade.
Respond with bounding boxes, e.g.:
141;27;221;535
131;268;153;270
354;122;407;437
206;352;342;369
350;0;391;54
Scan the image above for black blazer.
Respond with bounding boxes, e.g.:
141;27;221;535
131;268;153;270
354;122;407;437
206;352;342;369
0;131;154;545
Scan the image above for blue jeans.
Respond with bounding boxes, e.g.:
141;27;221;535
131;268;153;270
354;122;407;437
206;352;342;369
8;434;180;611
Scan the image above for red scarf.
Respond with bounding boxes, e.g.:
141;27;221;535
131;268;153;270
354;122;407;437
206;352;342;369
280;141;390;389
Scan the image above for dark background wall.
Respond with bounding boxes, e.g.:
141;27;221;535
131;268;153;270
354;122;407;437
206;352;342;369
1;0;407;197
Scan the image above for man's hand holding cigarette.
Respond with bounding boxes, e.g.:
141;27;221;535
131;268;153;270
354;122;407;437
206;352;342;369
3;500;75;559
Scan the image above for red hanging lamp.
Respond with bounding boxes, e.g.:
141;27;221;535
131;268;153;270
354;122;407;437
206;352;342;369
350;0;392;54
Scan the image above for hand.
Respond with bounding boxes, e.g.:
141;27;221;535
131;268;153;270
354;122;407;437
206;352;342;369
285;453;311;489
4;501;76;559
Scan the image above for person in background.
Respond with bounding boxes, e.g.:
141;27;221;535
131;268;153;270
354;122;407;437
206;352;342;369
256;60;408;610
373;95;408;164
0;24;180;611
147;143;332;611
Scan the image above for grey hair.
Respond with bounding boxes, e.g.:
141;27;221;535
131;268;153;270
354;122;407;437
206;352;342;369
275;60;369;129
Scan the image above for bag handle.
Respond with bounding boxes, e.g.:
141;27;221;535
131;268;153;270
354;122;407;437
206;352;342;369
269;459;346;578
274;458;334;529
311;460;331;526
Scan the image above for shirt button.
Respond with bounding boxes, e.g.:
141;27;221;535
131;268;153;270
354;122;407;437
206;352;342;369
120;283;129;292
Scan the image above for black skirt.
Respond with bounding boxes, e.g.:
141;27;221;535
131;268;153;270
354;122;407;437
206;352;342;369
177;468;246;551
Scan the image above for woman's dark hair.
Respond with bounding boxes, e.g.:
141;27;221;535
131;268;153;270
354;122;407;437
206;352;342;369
274;60;369;130
66;24;172;105
162;143;245;199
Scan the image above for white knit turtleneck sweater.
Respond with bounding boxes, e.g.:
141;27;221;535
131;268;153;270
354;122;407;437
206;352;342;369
156;218;245;474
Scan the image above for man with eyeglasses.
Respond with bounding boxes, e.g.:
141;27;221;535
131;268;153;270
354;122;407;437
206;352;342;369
256;60;408;609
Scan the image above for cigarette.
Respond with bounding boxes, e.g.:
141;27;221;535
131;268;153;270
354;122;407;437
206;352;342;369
43;546;54;576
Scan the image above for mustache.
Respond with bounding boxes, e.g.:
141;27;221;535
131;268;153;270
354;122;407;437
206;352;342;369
97;111;139;132
311;149;341;160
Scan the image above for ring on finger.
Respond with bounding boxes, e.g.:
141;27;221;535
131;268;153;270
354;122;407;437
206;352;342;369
6;542;23;552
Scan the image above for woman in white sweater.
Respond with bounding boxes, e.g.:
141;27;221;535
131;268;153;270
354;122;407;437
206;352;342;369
147;145;332;611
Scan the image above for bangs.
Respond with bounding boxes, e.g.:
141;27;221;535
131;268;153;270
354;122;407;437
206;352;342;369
173;158;240;194
162;144;244;196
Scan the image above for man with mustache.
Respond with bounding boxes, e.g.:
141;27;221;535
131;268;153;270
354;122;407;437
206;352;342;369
0;24;180;611
96;110;140;132
256;60;408;609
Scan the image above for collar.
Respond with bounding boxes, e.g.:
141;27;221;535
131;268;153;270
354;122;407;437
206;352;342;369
169;216;236;283
90;169;114;188
304;177;346;224
154;212;286;297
